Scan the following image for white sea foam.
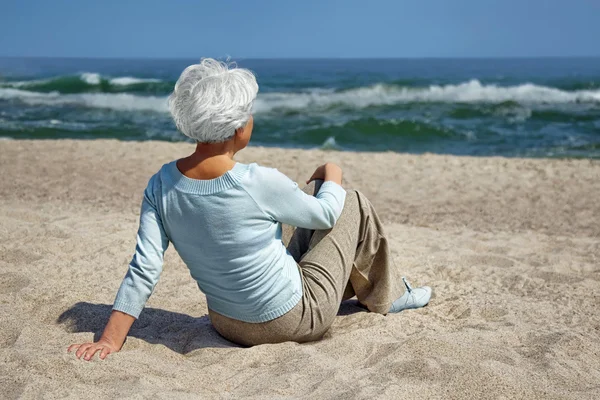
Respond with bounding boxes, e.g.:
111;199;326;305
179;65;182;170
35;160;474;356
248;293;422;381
2;80;600;115
80;73;101;85
0;88;51;99
253;80;600;113
320;136;341;150
2;79;50;88
76;93;168;112
81;73;162;86
0;88;168;112
0;73;164;88
109;76;162;85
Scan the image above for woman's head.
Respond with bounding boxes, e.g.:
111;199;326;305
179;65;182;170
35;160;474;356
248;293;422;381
168;58;258;144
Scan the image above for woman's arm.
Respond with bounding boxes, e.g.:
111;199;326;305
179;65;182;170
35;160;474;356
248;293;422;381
68;175;169;360
67;310;134;360
246;163;347;230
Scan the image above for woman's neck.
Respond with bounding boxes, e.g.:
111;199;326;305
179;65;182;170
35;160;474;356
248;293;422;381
176;142;237;180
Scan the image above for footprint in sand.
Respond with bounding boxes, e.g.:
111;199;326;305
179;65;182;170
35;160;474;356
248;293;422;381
479;306;509;322
0;272;31;295
0;325;23;348
460;254;516;269
0;248;44;266
434;301;472;321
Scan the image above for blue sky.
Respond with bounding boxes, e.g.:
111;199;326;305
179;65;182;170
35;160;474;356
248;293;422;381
0;0;598;58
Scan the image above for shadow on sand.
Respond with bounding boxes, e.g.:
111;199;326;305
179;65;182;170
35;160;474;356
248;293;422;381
58;300;367;353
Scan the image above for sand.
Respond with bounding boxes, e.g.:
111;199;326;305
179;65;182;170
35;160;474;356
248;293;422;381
0;139;599;399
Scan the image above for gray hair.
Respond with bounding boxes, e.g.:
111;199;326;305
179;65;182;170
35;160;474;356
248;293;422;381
168;58;258;143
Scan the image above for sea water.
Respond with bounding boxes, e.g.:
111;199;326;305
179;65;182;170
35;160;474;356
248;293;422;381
1;57;599;158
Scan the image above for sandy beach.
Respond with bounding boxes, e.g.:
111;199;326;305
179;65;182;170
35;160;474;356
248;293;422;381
1;139;599;399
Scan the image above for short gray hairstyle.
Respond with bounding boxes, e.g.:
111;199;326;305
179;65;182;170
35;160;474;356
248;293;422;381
168;58;258;143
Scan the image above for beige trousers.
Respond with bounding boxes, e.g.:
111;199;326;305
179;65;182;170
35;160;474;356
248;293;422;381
208;181;404;346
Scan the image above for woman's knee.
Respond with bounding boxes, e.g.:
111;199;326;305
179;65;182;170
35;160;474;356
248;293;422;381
345;188;359;199
340;189;360;213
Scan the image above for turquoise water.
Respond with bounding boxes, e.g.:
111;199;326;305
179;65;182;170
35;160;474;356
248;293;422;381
1;57;599;158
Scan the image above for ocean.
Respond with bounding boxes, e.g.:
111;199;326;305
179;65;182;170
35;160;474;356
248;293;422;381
1;57;599;158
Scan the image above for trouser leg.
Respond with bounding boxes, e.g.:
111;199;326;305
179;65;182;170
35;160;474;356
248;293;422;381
209;181;403;346
291;186;402;337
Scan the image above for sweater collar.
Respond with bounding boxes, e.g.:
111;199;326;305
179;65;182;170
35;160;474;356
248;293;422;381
167;161;249;195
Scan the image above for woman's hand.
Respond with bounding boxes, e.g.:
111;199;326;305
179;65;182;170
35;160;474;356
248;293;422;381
307;163;343;185
68;338;120;361
67;310;135;361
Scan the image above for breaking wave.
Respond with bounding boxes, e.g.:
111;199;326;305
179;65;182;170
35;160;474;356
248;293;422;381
2;80;600;115
0;73;171;94
254;80;600;113
0;88;168;112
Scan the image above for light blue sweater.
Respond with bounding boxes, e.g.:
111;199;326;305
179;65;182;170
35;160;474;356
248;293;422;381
113;161;347;323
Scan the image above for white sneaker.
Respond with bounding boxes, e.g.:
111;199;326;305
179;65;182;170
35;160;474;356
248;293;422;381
388;277;432;313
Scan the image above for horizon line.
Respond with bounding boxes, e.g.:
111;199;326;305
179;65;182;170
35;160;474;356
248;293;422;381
1;55;600;61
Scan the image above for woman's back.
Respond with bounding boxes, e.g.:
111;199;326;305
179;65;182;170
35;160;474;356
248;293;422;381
113;160;346;323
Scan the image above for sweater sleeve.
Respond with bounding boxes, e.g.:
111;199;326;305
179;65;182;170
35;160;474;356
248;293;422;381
112;175;169;318
246;166;347;230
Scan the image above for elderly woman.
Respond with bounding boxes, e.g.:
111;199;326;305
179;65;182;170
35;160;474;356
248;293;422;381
68;59;432;361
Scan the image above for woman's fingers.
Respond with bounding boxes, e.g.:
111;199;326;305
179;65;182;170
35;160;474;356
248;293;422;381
307;165;322;184
68;342;113;361
83;345;102;361
67;343;81;353
75;343;92;359
99;346;111;360
307;169;322;183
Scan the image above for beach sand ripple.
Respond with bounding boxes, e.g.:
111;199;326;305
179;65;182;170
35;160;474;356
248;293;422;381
0;140;599;399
